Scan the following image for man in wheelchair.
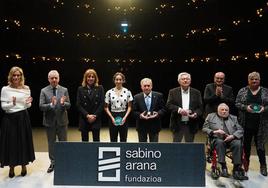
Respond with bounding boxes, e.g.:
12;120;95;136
203;103;248;180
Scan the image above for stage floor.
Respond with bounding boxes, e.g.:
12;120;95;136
0;127;267;187
0;152;267;188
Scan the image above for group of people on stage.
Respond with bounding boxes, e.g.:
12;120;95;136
0;66;267;181
203;71;268;180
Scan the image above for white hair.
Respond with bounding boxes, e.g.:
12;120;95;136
48;70;59;78
217;103;229;111
177;72;191;81
140;78;152;86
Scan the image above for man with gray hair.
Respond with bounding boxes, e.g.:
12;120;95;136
133;78;166;142
39;70;71;173
203;103;248;180
166;72;203;142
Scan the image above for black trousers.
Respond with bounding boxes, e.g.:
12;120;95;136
81;129;100;142
173;123;195;142
138;130;159;142
243;127;266;166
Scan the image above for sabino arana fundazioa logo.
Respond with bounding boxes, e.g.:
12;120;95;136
97;146;163;183
98;147;121;182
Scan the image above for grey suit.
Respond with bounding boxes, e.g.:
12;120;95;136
203;113;243;164
39;85;71;164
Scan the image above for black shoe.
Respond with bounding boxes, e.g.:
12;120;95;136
9;167;15;178
9;171;15;178
221;168;229;177
47;164;54;173
233;171;241;180
21;166;27;177
239;169;249;180
233;170;248;180
260;165;267;176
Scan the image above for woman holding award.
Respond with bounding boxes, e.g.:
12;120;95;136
235;71;268;176
104;72;133;142
0;66;35;178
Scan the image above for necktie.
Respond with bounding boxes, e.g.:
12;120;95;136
145;96;151;111
53;87;57;96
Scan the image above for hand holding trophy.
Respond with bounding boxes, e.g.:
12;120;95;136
114;116;123;126
250;104;264;113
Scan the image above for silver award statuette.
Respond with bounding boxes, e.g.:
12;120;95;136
147;111;151;117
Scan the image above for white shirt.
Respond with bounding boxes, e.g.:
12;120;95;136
1;86;31;113
105;87;133;112
181;87;190;121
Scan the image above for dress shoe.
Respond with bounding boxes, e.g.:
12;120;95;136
21;166;27;176
260;165;267;176
47;164;54;173
9;167;15;178
220;168;229;177
233;170;248;180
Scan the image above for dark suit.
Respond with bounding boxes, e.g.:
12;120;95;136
133;91;166;142
204;83;234;115
39;85;71;164
166;87;203;142
76;85;104;141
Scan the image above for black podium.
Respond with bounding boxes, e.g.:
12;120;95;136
54;142;205;187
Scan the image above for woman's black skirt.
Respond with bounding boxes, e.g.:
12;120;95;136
0;110;35;167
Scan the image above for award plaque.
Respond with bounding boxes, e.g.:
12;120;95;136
114;116;123;126
251;104;261;113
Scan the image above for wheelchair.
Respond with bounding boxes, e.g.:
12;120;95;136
206;135;249;180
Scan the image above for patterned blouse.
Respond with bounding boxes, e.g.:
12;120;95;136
105;87;133;112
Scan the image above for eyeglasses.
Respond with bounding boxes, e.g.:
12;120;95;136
215;77;224;80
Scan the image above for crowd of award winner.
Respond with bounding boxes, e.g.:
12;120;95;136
0;66;268;180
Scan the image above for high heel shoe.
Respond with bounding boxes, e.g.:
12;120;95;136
21;166;27;176
9;167;15;178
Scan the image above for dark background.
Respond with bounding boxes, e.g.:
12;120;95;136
1;0;268;127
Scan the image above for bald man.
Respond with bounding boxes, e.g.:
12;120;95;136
204;72;234;116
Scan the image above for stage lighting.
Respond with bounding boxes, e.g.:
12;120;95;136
121;22;129;33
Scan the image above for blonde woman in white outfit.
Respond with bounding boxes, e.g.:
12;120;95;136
0;66;35;178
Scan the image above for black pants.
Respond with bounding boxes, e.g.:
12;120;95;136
243;128;266;166
138;131;159;142
173;123;195;142
81;129;100;142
